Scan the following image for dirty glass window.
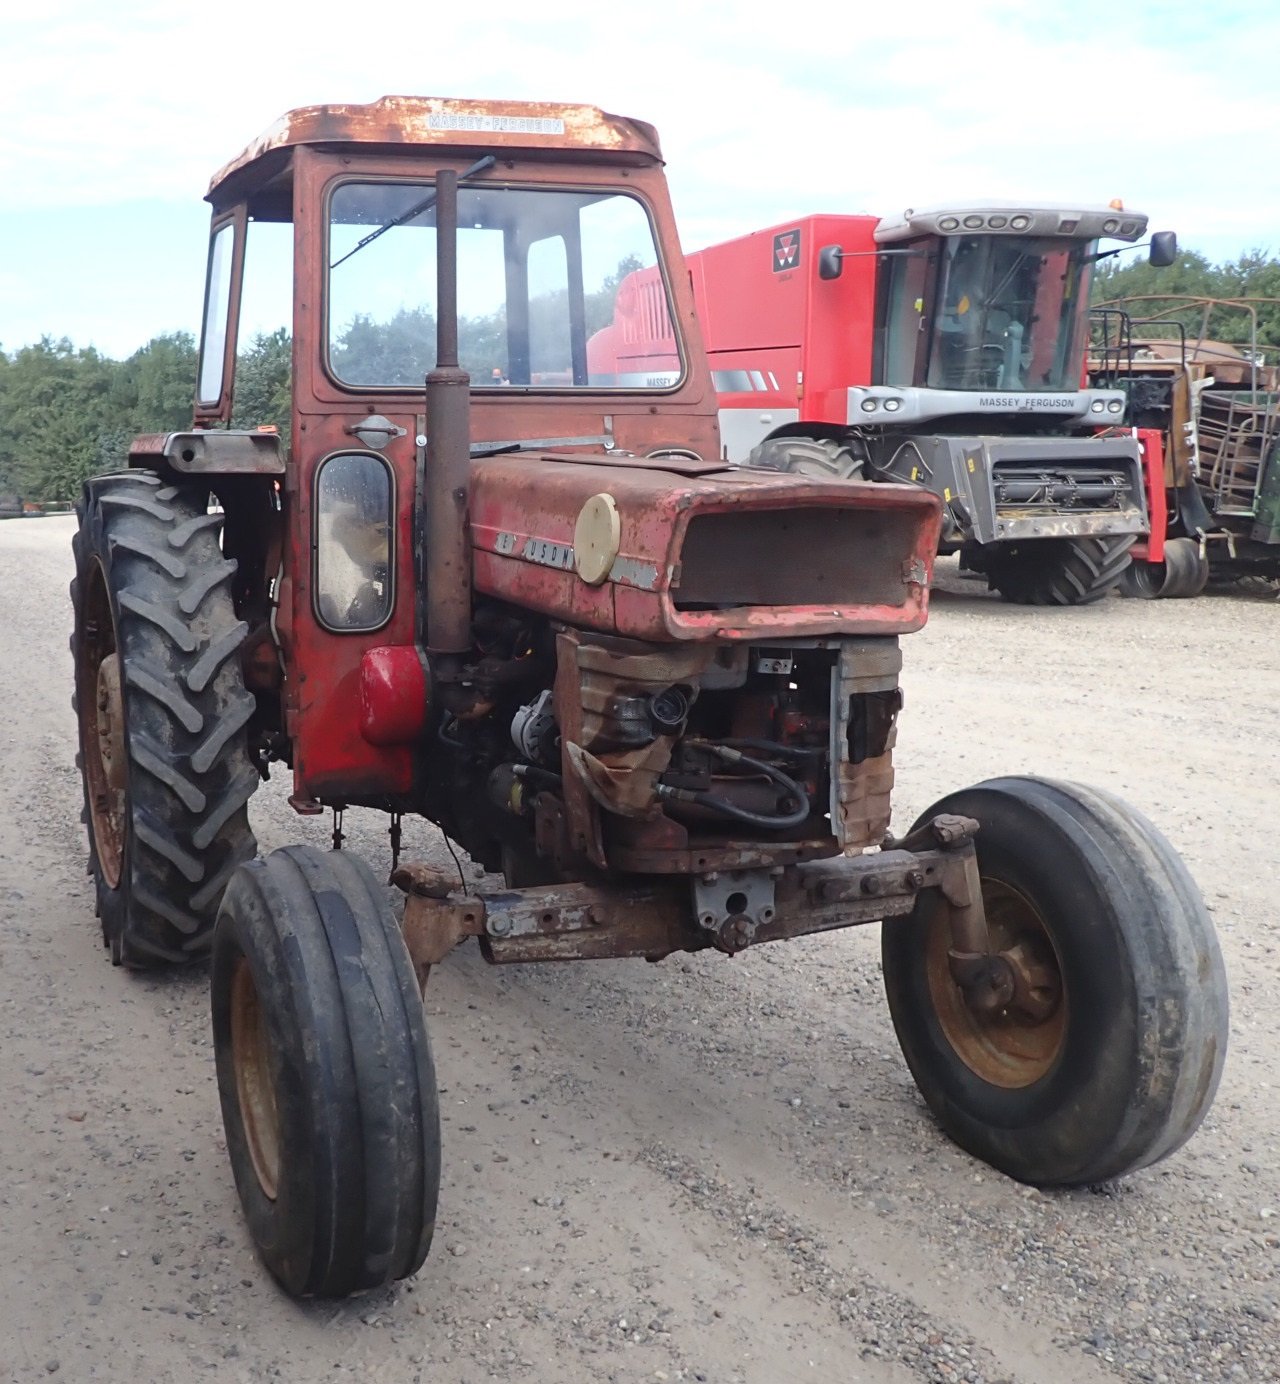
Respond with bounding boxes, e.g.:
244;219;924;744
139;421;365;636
314;453;393;631
926;236;1089;393
326;182;681;389
198;223;235;404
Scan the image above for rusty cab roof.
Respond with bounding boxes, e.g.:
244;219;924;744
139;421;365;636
207;96;665;211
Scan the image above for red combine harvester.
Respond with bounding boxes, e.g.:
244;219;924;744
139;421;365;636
71;100;1225;1298
594;208;1177;604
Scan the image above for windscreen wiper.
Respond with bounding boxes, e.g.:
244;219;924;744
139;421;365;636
330;155;497;269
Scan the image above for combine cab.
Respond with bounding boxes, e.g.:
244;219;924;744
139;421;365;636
70;98;1227;1298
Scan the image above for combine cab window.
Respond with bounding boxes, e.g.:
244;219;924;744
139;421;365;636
927;236;1090;392
878;235;1091;394
326;181;681;390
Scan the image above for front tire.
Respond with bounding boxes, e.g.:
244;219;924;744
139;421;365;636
881;777;1227;1186
211;845;441;1298
71;471;258;967
981;535;1133;606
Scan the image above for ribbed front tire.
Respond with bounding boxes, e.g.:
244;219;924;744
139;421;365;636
211;845;441;1298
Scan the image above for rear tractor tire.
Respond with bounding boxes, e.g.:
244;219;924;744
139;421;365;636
881;776;1228;1186
70;471;259;967
981;535;1134;606
1119;537;1209;600
211;845;441;1298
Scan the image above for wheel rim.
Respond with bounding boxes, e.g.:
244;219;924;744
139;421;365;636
925;879;1067;1089
230;955;282;1200
79;561;126;889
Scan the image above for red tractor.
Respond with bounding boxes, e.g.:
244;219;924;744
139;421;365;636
71;98;1227;1298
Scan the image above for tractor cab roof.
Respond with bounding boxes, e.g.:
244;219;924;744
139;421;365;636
207;96;665;210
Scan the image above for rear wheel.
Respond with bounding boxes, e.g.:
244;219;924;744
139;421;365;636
981;535;1133;606
881;777;1228;1186
211;845;441;1298
71;471;258;967
1118;538;1210;599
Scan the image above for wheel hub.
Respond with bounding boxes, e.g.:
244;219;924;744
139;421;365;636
80;566;126;890
230;956;282;1201
96;654;126;795
927;879;1067;1088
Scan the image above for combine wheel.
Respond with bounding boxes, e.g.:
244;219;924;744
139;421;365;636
748;434;863;480
1159;537;1210;598
211;845;441;1298
70;471;258;967
1118;538;1210;599
881;777;1227;1186
983;535;1133;606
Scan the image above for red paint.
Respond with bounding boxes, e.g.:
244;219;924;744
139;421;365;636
360;646;429;746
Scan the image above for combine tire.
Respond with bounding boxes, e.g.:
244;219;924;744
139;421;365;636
1118;537;1210;600
211;845;441;1298
983;535;1133;606
748;435;864;480
71;471;258;968
881;777;1228;1186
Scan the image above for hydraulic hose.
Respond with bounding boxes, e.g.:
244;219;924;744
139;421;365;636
657;741;813;830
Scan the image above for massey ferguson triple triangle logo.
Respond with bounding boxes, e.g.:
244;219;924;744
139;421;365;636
773;229;800;273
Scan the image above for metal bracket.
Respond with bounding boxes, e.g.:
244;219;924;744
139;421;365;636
691;869;776;953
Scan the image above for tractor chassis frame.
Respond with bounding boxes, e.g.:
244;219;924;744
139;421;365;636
393;813;1014;1002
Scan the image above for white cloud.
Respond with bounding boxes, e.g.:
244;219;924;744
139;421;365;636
2;0;1277;351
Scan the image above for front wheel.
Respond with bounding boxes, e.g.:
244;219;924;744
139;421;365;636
980;535;1134;606
881;777;1227;1186
211;845;441;1297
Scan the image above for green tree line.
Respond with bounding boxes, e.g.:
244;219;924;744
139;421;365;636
1091;247;1280;351
0;330;291;503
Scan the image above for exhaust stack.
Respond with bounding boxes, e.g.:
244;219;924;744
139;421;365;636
424;167;473;674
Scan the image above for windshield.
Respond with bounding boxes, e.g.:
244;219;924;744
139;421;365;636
327;181;681;390
877;235;1092;393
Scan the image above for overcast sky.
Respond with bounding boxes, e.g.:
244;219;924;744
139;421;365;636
3;1;1277;359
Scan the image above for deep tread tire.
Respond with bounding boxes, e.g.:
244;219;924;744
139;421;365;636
984;535;1134;606
748;434;864;480
71;470;258;967
211;845;441;1298
881;776;1228;1186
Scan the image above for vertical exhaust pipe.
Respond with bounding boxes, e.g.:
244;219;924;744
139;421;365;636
424;167;473;683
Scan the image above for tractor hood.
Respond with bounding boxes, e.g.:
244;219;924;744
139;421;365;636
468;453;941;641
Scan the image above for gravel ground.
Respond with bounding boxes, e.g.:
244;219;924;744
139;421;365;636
1;514;1277;1383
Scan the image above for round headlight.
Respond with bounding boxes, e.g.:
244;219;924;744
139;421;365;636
1103;218;1120;235
988;214;1008;229
1090;399;1106;413
1107;399;1124;413
962;215;984;229
1010;214;1031;231
860;398;880;413
883;398;903;412
939;216;960;232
